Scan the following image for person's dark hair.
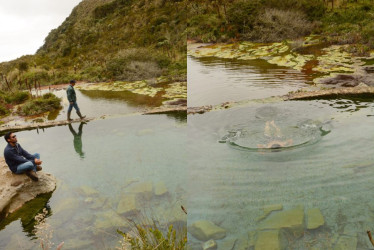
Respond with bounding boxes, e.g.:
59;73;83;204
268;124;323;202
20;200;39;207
70;80;76;84
4;132;12;142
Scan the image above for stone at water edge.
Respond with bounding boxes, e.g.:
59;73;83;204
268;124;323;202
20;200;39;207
307;208;325;230
202;239;217;250
0;157;56;218
189;220;226;241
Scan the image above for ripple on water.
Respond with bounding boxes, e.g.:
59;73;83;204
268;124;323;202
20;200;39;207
220;117;331;152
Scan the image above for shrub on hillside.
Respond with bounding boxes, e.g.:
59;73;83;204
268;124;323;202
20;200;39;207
187;14;224;42
105;48;165;80
245;8;314;42
227;0;261;33
1;91;30;104
262;0;326;20
0;104;9;116
19;93;61;116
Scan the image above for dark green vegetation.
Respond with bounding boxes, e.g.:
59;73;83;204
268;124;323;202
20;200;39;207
0;91;61;117
19;93;61;116
187;0;374;54
0;0;187;88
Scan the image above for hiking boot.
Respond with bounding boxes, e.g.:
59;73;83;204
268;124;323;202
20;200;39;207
77;111;86;120
67;111;72;121
26;171;39;182
36;166;42;171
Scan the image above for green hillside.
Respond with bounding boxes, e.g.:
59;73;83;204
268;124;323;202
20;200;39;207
0;0;187;88
187;0;374;55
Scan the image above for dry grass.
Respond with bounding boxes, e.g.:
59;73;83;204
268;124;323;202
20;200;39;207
245;8;315;42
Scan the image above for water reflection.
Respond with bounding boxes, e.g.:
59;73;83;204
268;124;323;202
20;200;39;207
68;122;86;158
0;193;52;236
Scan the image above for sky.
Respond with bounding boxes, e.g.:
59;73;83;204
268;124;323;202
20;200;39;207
0;0;82;63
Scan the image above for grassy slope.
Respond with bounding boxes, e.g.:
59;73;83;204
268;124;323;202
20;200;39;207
0;0;187;87
187;0;374;53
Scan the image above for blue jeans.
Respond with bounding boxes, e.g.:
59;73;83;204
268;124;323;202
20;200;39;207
68;102;80;113
15;153;40;174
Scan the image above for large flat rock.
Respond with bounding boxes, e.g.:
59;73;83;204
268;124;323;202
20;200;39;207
0;157;56;218
259;205;304;237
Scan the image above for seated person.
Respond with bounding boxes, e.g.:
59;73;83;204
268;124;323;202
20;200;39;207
3;132;42;181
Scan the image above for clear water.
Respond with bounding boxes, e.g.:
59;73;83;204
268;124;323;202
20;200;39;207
1;52;373;250
0;113;187;249
187;56;374;249
187;56;312;107
187;100;374;249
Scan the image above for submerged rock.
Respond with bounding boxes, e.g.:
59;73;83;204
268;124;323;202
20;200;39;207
255;230;282;250
154;181;168;196
259;205;304;237
128;182;153;200
307;208;325;230
189;220;227;241
117;194;138;215
0;158;56;218
257;204;283;221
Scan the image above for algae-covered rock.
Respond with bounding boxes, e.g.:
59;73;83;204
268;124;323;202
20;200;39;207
77;81;162;97
307;208;325;230
255;230;282;250
333;235;357;250
259;205;304;237
189;220;226;241
117;194;138;215
154;181;168;196
202;239;217;250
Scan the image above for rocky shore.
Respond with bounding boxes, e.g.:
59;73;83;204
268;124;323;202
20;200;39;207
0;157;56;219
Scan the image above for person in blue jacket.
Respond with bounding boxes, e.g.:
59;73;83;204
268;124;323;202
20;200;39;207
3;132;42;181
66;80;86;121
